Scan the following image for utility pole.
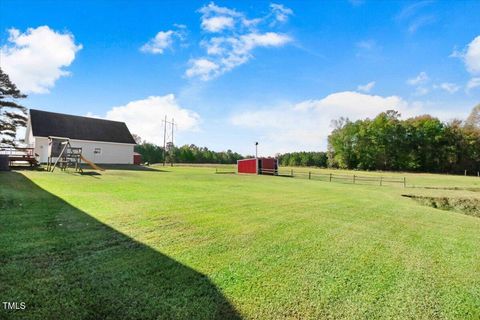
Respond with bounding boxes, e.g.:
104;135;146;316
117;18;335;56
162;116;176;167
163;115;167;166
171;118;175;167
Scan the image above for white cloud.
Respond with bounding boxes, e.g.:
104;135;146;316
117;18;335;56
98;95;200;145
270;3;293;23
465;36;480;74
395;1;436;33
231;91;423;154
0;26;82;94
242;32;291;47
466;78;480;92
198;2;241;33
199;2;241;18
187;2;293;80
202;16;235;33
187;32;291;79
407;71;429;85
141;29;183;54
435;82;460;94
452;35;480;75
293;91;414;115
185;58;220;80
357;81;376;93
451;35;480;93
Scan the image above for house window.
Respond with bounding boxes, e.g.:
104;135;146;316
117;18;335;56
94;148;102;155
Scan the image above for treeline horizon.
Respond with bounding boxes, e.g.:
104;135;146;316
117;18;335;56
135;143;246;164
135;106;480;174
328;108;480;174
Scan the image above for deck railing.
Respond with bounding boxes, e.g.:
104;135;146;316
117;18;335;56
0;147;35;158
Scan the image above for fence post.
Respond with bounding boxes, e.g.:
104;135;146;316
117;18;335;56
309;171;311;180
477;171;479;177
353;174;356;184
403;177;406;188
465;170;467;176
329;173;332;182
380;177;382;186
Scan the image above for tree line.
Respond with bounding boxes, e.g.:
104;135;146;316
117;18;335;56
135;141;332;167
135;142;245;164
276;151;328;167
328;109;480;174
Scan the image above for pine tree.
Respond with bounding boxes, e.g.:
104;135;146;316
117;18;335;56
0;68;27;146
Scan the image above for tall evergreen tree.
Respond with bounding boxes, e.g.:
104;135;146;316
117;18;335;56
0;68;27;146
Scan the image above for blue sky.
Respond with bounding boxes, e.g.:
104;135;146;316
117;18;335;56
1;0;479;155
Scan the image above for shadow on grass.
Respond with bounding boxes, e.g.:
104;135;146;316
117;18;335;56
0;172;240;319
8;165;45;171
79;171;102;176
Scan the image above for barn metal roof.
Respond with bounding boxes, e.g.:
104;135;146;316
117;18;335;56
29;109;136;144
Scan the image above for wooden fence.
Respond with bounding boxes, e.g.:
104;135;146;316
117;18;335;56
215;166;406;187
260;168;407;187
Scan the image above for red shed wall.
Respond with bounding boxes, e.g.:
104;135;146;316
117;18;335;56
238;158;258;174
261;158;276;171
133;153;142;165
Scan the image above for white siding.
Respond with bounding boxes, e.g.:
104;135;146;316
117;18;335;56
34;137;49;162
69;140;134;164
25;118;34;146
33;137;134;164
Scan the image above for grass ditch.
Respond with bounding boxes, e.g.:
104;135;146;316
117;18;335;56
408;186;480;192
403;194;480;218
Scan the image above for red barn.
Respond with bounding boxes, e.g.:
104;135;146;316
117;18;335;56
237;158;278;175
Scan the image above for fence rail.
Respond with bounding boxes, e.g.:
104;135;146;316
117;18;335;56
259;168;407;187
216;166;407;187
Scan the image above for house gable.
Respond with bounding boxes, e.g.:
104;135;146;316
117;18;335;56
29;109;136;144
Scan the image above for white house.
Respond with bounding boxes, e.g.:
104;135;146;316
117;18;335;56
25;109;137;164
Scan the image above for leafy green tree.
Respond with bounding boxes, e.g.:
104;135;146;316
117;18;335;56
277;151;328;167
328;109;480;174
134;143;164;164
328;118;360;169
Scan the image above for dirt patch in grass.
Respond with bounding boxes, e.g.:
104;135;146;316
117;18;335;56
409;186;480;192
403;194;480;218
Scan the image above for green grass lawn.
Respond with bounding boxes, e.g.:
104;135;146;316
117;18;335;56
1;166;479;319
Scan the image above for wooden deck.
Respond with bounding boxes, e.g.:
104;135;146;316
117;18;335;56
0;148;38;166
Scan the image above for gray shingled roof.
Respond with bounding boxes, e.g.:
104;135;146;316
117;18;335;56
29;109;136;144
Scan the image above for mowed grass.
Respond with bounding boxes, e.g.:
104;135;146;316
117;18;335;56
1;166;480;319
